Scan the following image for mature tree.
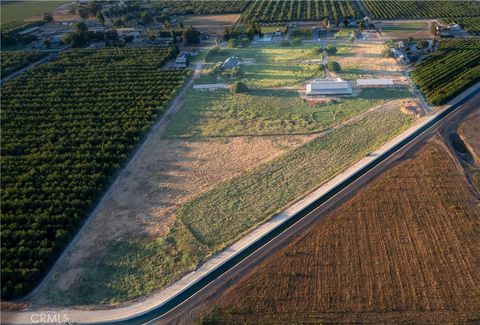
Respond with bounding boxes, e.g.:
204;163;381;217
417;40;429;50
43;13;53;22
230;81;248;94
78;7;89;20
326;44;337;55
43;38;51;48
327;61;341;72
182;26;200;45
141;12;154;25
72;22;89;47
96;10;105;26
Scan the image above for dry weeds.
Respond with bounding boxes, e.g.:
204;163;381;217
33;134;315;297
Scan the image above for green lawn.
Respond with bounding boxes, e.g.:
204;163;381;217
205;45;322;64
242;63;323;87
382;22;427;32
165;85;412;138
1;1;67;23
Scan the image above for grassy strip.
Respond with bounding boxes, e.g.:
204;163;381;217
178;105;414;246
164;88;412;138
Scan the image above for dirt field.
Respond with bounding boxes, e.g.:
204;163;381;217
33;134;316;305
458;109;480;161
380;21;432;40
195;137;480;324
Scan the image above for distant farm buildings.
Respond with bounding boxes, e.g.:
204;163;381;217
306;78;352;96
356;78;394;88
175;54;189;69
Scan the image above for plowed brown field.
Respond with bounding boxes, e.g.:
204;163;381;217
197;138;480;324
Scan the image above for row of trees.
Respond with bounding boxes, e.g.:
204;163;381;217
411;40;480;105
1;47;189;299
153;0;248;15
0;51;47;78
241;0;360;23
364;0;480;19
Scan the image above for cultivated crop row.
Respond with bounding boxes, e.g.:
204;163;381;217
412;40;480;105
241;0;360;23
1;51;48;78
363;0;480;19
199;140;480;324
0;47;189;298
153;0;248;15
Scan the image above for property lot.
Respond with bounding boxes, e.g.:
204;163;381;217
26;42;419;307
166;44;413;138
196;137;480;324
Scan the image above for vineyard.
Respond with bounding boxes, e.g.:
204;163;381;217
241;0;360;23
1;51;48;78
0;47;188;298
198;139;480;324
412;40;480;105
362;0;480;19
153;0;248;15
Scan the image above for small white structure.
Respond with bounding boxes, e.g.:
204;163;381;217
275;28;282;36
222;56;239;69
306;78;352;96
356;78;394;88
175;54;189;69
193;83;227;91
262;35;273;42
17;26;40;36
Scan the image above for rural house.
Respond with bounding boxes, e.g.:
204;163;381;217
175;54;189;69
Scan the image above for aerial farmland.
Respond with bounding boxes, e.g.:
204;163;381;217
0;1;479;324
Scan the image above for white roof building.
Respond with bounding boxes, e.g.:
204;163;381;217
356;78;394;88
306;78;352;96
193;83;227;91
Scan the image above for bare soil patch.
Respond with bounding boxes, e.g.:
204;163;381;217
33;134;315;300
178;14;240;33
194;137;480;324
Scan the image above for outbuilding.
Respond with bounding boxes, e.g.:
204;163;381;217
356;78;394;88
306;78;352;96
175;54;189;69
222;56;239;69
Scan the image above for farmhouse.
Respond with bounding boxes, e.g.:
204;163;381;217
306;78;352;96
222;57;239;69
356;78;394;88
175;54;189;69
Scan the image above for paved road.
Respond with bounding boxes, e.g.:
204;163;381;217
3;82;479;325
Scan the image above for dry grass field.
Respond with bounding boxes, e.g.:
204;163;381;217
197;137;480;324
33;134;315;305
332;43;405;80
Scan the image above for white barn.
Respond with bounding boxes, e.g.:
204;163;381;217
306;78;352;96
356;78;394;88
